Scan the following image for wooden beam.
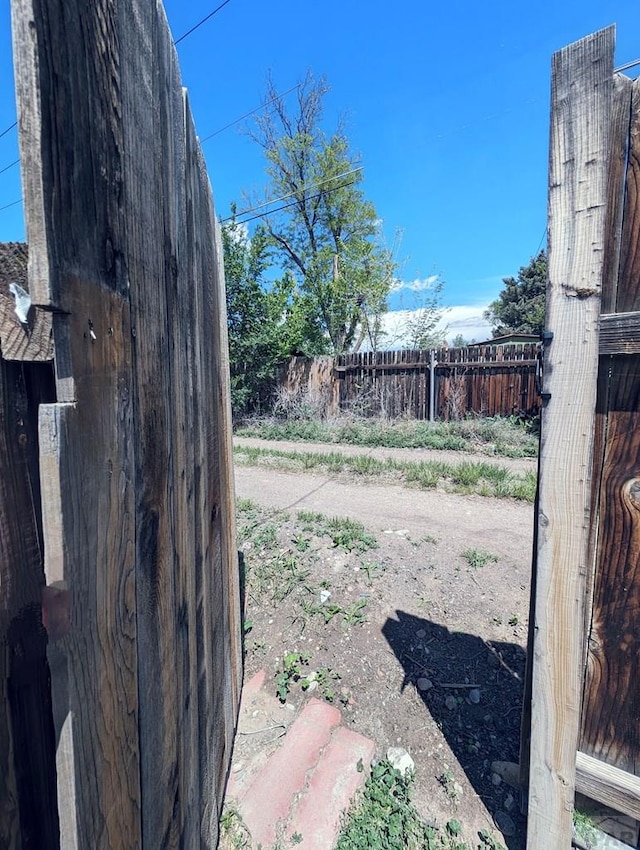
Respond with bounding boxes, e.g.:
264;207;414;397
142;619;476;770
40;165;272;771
576;751;640;821
526;26;614;850
599;311;640;354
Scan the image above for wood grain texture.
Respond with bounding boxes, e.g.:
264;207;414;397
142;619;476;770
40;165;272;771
576;751;640;821
526;26;614;850
580;358;640;772
298;345;540;419
11;0;241;845
614;78;640;314
0;359;58;850
601;74;633;314
37;282;140;850
580;75;640;778
599;311;640;354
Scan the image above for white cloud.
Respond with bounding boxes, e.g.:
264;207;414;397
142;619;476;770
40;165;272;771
362;303;493;351
390;274;440;294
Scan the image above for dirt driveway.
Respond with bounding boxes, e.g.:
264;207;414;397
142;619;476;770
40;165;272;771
234;445;535;849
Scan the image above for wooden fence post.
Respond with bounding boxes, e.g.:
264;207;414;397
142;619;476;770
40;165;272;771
10;0;242;846
526;26;614;848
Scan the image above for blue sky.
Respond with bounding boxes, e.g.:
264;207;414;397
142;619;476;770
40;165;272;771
0;0;638;341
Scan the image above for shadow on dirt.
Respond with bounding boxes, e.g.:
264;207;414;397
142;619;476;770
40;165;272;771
382;610;527;850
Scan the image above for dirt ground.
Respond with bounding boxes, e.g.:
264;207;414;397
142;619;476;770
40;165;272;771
233;442;535;849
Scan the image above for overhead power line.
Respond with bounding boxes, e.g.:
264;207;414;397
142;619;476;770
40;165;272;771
221;166;364;222
232;179;358;225
201;83;301;143
0;159;19;176
0;121;17;141
615;58;640;73
0;198;22;213
174;0;232;45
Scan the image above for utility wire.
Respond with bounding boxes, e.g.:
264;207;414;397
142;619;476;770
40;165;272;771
0;2;234;137
615;58;640;73
0;121;17;141
233;179;358;225
534;226;548;256
0;198;22;212
174;0;232;45
0;159;19;176
201;83;300;143
222;166;364;222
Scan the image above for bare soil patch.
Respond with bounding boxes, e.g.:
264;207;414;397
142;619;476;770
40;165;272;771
233;450;534;849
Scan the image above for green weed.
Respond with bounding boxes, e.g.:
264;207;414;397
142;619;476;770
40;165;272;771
326;517;378;552
573;808;599;848
235;445;537;503
359;560;386;583
219;804;251;849
462;548;499;569
275;652;309;702
341;598;368;626
336;760;470;850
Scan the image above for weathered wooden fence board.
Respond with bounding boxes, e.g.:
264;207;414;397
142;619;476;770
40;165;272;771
281;345;540;420
6;0;241;846
0;359;58;850
580;73;640;783
525;26;614;849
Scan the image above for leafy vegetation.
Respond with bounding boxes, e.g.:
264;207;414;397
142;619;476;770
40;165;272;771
572;808;600;849
236;414;539;459
243;71;396;356
336;760;505;850
484;250;547;337
275;651;310;702
297;511;378;552
462;549;499;569
235;445;538;502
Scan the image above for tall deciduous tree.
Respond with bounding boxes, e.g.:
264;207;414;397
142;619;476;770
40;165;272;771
484;250;547;337
246;72;394;355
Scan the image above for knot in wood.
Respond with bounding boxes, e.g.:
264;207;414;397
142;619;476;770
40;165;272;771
623;478;640;509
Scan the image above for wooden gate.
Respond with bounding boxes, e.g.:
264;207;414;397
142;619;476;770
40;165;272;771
0;0;242;847
525;25;640;848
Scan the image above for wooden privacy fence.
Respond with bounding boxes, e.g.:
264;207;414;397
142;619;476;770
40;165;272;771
0;1;241;848
279;344;541;420
523;25;640;849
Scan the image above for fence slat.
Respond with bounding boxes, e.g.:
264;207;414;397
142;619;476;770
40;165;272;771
0;361;58;849
11;0;240;846
526;26;614;849
580;76;640;779
282;345;541;420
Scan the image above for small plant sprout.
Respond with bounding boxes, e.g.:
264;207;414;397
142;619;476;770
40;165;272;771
275;652;309;702
462;548;499;569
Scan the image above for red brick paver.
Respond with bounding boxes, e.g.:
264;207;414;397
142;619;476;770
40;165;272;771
286;726;375;849
239;699;341;847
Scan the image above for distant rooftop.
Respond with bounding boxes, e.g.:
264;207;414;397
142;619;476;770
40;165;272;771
469;333;539;347
0;242;28;289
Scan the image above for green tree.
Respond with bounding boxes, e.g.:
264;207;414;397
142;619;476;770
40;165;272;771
222;216;282;416
484;250;547;337
246;72;395;355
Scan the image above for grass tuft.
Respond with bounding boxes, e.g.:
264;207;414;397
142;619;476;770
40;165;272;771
235;445;537;502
